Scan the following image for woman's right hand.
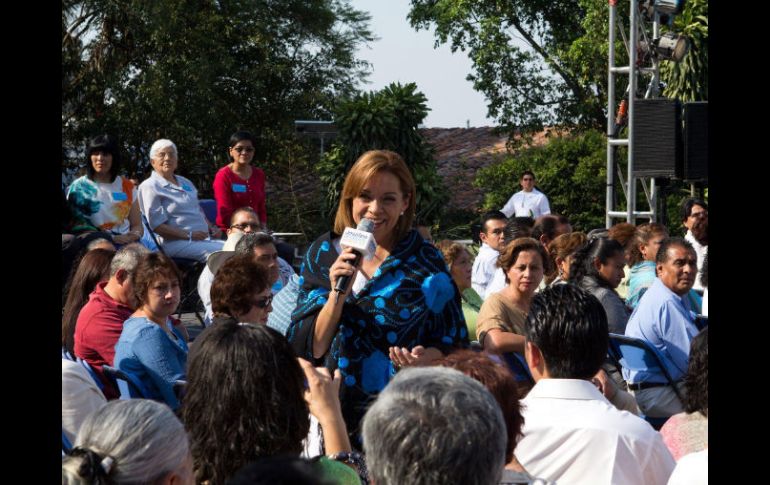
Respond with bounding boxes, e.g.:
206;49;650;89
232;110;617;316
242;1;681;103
190;230;209;241
328;247;360;297
297;358;343;423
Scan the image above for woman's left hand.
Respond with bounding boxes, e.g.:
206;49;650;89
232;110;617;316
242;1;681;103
389;345;442;368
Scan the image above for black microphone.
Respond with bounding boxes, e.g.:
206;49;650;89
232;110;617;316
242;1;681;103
334;218;376;294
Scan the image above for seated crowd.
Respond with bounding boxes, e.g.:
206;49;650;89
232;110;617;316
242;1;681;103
62;145;708;484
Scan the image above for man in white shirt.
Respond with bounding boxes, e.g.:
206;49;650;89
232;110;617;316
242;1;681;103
680;198;708;291
500;170;551;219
471;211;507;299
517;284;675;485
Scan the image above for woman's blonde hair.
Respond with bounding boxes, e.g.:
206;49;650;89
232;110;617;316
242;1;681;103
333;150;416;242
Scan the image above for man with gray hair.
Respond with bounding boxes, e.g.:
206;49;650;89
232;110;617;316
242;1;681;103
362;367;507;485
74;243;149;399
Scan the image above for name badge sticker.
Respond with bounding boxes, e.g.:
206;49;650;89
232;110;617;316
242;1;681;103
112;191;128;201
232;184;247;193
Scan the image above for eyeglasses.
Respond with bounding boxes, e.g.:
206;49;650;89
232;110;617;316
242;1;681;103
232;146;255;153
522;178;534;182
252;295;273;309
231;222;261;231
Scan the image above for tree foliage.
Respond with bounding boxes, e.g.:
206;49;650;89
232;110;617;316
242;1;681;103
316;82;448;226
661;0;708;101
62;0;373;191
408;0;707;139
474;129;608;231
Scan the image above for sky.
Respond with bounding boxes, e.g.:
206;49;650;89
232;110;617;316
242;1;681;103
350;0;496;128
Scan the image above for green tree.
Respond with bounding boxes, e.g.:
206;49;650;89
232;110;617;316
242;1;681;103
62;0;373;190
661;0;708;101
316;82;448;226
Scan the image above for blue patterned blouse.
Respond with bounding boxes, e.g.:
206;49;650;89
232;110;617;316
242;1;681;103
288;229;469;446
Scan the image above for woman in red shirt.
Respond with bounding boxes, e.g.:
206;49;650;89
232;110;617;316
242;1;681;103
212;131;267;232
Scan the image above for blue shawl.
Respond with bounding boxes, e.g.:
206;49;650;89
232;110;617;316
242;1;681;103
288;229;469;444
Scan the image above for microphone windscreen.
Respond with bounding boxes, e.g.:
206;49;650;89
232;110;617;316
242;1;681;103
357;218;375;233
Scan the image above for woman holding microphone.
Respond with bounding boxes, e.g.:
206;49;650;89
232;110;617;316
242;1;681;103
288;150;468;446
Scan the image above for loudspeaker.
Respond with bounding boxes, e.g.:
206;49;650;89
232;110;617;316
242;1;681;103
680;101;708;182
631;98;682;178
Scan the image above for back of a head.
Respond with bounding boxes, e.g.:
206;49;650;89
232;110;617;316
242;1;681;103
438;350;523;463
362;367;506;485
503;217;534;246
109;243;150;278
531;215;560;243
526;285;608;379
684;327;708;416
62;399;189;485
182;322;309;484
608;222;636;249
227;455;332;485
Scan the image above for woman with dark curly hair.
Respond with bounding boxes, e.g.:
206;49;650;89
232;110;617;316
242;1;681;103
182;322;359;484
209;253;272;326
113;253;187;409
660;327;708;461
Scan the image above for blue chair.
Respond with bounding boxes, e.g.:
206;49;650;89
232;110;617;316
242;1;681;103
102;365;152;400
470;340;535;386
76;358;105;391
608;333;683;429
62;429;73;455
199;199;217;225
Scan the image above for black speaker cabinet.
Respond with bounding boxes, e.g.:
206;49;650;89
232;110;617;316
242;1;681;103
631;98;682;178
680;101;708;182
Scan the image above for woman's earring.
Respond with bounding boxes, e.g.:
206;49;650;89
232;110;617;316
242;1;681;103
400;211;404;216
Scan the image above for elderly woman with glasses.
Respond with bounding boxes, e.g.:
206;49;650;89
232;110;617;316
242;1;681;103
209;254;274;326
212;131;268;233
137;139;224;262
114;253;189;410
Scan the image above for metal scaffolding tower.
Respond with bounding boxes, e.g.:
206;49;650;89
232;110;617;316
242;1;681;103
606;1;666;227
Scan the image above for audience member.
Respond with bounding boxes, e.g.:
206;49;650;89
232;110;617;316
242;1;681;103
680;198;708;291
624;238;699;418
212;131;267;232
266;272;301;336
62;399;194;485
666;449;708;485
660;327;708;460
66;134;143;245
500;170;550;219
439;350;535;482
627;223;702;312
114;253;188;409
62;249;115;357
516;284;675;484
362;367;507;485
210;254;273;325
545;231;586;286
137;138;224;262
85;238;117;252
436;240;483;340
74;243;149;399
471;210;508;298
62;358;107;445
483;216;535;297
182;322;357;484
608;222;636;299
568;236;630;334
701;253;708;316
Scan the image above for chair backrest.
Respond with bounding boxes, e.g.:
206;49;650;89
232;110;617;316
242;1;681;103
140;214;163;253
199;199;217;224
76;357;105;391
102;365;152;399
608;333;683;402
